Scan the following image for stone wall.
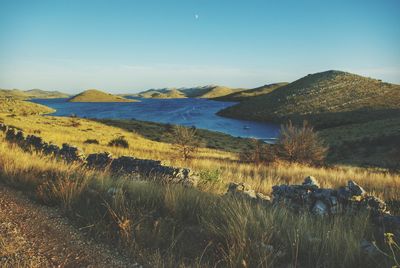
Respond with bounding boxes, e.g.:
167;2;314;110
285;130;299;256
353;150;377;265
0;123;198;187
227;176;400;237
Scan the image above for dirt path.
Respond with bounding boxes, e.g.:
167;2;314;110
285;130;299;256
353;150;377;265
0;185;140;268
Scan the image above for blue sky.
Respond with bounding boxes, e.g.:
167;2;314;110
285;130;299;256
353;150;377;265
0;0;399;93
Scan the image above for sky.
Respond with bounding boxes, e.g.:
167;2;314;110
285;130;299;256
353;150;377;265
0;0;399;94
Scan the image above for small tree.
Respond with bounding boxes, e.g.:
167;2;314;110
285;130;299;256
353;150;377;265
171;125;199;161
276;121;328;166
240;139;277;165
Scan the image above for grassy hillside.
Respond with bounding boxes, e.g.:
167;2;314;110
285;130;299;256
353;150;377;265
197;86;243;98
218;70;400;128
1;112;399;200
150;88;186;99
216;83;288;101
69;89;136;102
134;85;243;99
320;117;400;167
0;98;55;115
0;88;69;99
2;139;398;267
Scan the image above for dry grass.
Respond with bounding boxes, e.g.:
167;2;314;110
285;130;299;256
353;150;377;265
0;138;398;267
2;113;400;201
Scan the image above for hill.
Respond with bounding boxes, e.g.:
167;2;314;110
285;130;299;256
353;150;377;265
24;89;69;99
218;70;400;128
215;83;288;101
149;88;186;99
133;85;243;99
196;86;243;99
68;89;136;102
0;98;55;115
0;89;69;99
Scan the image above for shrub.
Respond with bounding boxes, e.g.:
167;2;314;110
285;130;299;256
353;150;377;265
84;139;100;145
170;125;200;160
239;139;277;165
276;121;328;166
108;136;129;148
69;117;81;127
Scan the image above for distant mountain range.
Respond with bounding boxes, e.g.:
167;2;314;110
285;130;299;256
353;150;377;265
0;88;70;100
129;85;245;99
68;89;136;103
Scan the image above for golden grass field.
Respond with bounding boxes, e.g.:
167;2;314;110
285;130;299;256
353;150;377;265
0;99;399;267
0;123;399;267
1;112;399;201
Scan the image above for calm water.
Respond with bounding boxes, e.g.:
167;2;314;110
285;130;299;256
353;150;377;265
31;98;279;141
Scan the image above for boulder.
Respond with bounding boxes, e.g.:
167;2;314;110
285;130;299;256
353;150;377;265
5;128;18;141
42;143;61;156
59;143;86;163
26;135;45;151
348;180;367;196
227;182;271;205
86;152;114;169
302;176;320;189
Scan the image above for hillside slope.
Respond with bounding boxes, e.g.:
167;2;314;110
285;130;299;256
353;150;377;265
218;70;400;128
150;88;186;99
0;98;55;115
134;85;243;99
69;89;136;102
215;83;288;101
0;89;69;99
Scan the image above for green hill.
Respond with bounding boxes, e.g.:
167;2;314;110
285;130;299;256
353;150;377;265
218;70;400;128
0;98;55;115
69;89;136;103
215;83;288;101
0;89;69;99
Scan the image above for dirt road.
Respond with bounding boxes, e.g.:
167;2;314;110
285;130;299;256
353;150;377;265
0;185;140;267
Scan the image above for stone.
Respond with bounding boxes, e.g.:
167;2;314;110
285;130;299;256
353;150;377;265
362;196;388;215
59;143;86;163
42;143;60;156
227;182;271;206
86;152;113;169
26;135;45;151
5;128;18;141
312;200;328;216
348;180;367;196
302;176;320;189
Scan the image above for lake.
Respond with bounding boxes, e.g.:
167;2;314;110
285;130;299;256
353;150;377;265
31;98;279;141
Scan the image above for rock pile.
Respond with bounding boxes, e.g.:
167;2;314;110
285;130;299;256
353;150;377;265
227;176;399;236
226;182;271;205
0;123;198;187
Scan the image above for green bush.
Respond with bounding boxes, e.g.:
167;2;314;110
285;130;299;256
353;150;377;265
84;139;99;145
108;136;129;148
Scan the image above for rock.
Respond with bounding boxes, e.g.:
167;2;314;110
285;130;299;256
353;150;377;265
42;143;60;156
227;182;271;205
5;128;18;141
86;152;113;169
348;180;367;196
362;196;388;215
302;176;320;189
59;143;86;163
26;135;45;151
360;239;380;257
337;186;352;201
312;200;328;216
0;123;7;132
